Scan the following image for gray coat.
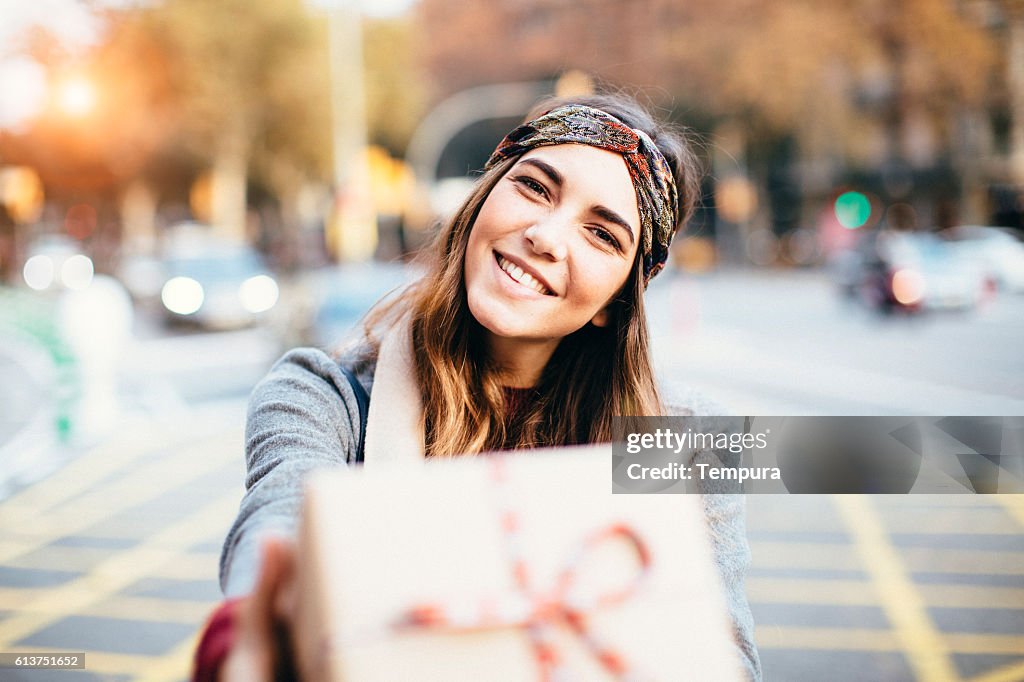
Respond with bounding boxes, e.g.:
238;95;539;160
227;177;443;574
220;347;762;681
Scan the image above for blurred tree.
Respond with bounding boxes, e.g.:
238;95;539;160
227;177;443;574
418;0;1000;230
2;1;425;261
994;0;1024;185
137;0;331;241
363;17;426;157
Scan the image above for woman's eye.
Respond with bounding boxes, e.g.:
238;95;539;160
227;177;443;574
592;227;621;251
515;176;547;198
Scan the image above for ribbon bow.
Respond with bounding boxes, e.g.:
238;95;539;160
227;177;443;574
394;458;651;681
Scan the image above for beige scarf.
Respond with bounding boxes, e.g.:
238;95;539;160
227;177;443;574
362;318;426;466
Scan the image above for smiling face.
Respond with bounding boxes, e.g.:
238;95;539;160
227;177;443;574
463;143;642;375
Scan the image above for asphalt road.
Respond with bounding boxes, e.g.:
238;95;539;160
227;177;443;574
0;267;1021;681
645;268;1024;416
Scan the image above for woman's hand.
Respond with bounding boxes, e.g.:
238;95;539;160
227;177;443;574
221;537;299;682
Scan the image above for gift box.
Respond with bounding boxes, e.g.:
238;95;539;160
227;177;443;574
295;445;742;681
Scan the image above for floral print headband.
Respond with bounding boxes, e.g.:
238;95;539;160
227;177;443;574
486;104;680;285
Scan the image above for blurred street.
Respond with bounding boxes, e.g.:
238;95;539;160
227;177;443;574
647;269;1024;416
2;0;1024;677
0;266;1022;681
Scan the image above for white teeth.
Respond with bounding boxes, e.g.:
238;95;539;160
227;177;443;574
497;255;550;295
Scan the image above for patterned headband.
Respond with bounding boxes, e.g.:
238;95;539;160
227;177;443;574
485;104;680;285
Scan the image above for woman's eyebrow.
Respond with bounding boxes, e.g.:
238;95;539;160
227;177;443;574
518;158;563;187
592;205;636;246
519;157;636;244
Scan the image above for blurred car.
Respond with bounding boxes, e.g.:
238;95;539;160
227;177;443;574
21;235;95;292
834;231;990;313
943;225;1024;293
293;262;419;349
159;245;279;329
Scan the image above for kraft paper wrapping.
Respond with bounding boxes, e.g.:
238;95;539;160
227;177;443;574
296;445;742;681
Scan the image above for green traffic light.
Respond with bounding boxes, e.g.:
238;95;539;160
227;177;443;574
835;191;871;229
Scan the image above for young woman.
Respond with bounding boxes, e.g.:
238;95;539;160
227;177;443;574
195;94;762;681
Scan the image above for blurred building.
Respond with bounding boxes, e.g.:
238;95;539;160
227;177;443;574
416;0;1024;257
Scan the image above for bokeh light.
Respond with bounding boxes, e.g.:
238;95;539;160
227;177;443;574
892;268;925;306
61;254;95;290
834;191;872;229
239;275;279;313
23;255;55;290
716;176;758;224
65;203;98;239
161;276;204;315
0;57;47;129
55;76;97;117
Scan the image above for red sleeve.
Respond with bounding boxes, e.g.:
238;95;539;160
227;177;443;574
192;597;245;682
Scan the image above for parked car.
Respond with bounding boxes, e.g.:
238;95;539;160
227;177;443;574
22;235;94;292
943;225;1024;293
159;244;279;329
292;262;419;349
834;231;990;313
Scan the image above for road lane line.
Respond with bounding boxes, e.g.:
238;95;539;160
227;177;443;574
0;586;215;624
747;578;1024;610
755;626;1024;655
991;495;1024;529
2;545;220;579
0;492;237;648
0;404;242;523
834;495;960;682
0;430;241;564
133;634;203;682
969;660;1024;682
754;625;897;651
750;541;1024;575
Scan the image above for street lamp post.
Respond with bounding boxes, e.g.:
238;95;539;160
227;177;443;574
324;0;376;262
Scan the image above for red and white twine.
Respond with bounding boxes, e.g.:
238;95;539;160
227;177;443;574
394;456;652;681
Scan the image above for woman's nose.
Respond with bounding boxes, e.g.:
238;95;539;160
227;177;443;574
524;217;569;261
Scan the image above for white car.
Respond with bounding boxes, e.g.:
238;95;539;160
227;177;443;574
944;226;1024;293
159;246;279;329
22;235;94;291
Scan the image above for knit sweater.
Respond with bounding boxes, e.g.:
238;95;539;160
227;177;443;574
218;346;762;681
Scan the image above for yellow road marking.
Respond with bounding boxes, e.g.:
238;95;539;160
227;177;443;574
944;633;1024;656
0;586;215;624
0;492;237;648
749;503;1021;535
84;595;215;625
0;431;241;564
749;541;860;570
755;626;1024;656
750;541;1024;575
992;495;1024;529
755;626;899;651
834;495;960;682
3;545;219;579
149;553;220;582
0;419;170;521
968;660;1024;682
748;578;877;605
133;633;203;682
0;408;241;523
747;578;1024;610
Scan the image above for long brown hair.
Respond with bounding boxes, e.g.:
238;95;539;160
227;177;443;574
359;93;702;457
